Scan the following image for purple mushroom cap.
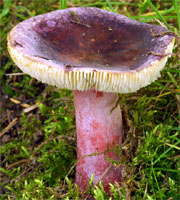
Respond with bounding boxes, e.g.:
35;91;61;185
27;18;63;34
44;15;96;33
8;7;174;93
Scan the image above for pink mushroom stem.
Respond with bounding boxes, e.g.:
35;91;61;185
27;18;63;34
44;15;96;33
74;89;123;192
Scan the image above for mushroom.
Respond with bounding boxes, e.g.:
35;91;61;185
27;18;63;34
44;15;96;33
7;7;174;193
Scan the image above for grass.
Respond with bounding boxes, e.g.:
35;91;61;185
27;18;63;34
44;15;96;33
0;0;180;199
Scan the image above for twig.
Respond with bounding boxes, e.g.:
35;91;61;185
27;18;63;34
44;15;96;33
150;29;176;37
33;55;50;60
143;183;148;200
11;167;32;183
0;118;18;137
64;147;119;186
71;19;91;28
146;51;176;57
70;11;91;28
23;102;40;113
6;159;30;170
10;98;30;108
150;29;180;53
169;155;180;160
64;162;77;183
10;97;21;104
31;135;74;157
97;164;112;185
176;94;180;115
165;142;180;150
6;72;25;76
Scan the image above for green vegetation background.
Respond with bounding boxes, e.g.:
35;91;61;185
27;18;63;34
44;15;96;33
0;0;180;199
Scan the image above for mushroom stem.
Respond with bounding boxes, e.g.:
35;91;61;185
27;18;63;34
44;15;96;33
74;90;123;192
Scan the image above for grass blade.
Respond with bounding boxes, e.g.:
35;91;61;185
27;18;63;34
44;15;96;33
151;165;162;200
147;0;172;30
0;0;11;19
153;168;180;173
174;0;180;33
81;2;134;7
106;0;115;12
167;72;180;89
153;141;180;165
59;0;67;9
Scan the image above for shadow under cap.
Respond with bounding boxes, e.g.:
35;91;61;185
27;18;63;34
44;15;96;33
9;7;174;72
